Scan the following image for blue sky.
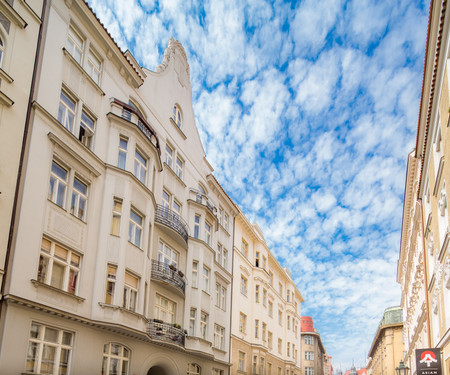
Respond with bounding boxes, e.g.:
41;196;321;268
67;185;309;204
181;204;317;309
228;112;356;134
87;0;429;371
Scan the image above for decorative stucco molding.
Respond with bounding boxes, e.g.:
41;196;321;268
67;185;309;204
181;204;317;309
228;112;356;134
156;37;191;81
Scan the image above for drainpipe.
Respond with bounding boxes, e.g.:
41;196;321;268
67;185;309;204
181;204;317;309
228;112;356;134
0;0;48;306
418;198;432;348
228;214;236;375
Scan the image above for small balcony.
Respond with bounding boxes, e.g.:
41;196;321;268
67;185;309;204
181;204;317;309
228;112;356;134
154;204;189;244
147;319;186;347
151;260;185;294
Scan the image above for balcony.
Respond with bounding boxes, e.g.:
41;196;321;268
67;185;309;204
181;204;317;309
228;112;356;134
151;260;185;294
147;319;186;347
154;204;189;244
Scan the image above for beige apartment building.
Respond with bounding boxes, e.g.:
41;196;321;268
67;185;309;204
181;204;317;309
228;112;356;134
0;0;44;293
231;212;304;375
300;316;326;375
0;0;238;374
397;1;450;374
367;307;404;375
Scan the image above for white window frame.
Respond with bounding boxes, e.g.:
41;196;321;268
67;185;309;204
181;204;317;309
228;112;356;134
102;343;130;375
202;266;210;293
215;282;226;310
173;104;182;128
240;275;247;296
58;90;76;132
66;25;83;64
70;176;88;221
158;241;179;266
238;351;246;372
26;322;73;374
200;311;208;339
118;137;128;169
111;198;122;236
134;148;147;184
38;237;81;295
165;144;173;168
87;49;101;84
214;324;225;350
192;261;198;288
239;312;246;333
105;264;117;304
189;308;196;336
123;271;138;312
154;293;176;323
194;214;200;239
176;156;184;180
79;108;95;149
204;221;211;245
48;160;68;208
128;208;143;248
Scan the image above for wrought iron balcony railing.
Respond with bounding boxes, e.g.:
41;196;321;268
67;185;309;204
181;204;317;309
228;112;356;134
151;260;185;294
154;204;189;243
147;319;186;347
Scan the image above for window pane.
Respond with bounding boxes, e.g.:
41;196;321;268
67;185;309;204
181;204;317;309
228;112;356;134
44;327;59;343
50;262;65;289
41;345;56;374
26;342;38;372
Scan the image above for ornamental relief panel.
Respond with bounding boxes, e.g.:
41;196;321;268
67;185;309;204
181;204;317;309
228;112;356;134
434;260;443;293
432;290;438;314
444;257;450;288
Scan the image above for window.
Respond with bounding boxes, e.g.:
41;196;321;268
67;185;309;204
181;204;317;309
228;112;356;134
260;357;265;375
253;355;258;374
214;324;225;350
287;342;290;357
255;285;260;303
111;198;122;236
268;363;272;375
304;335;314;345
189;308;196;336
222;248;228;269
268;301;273;317
202;266;210;292
165;144;173;168
79;109;95;149
102;343;129;375
287;315;290;330
118;137;128;169
263;288;267;307
128;208;143;248
173;104;182;128
158;241;179;266
305;352;314;360
70;176;88;220
213;369;224;375
48;161;68;207
269;271;273;286
175;156;184;180
305;368;314;375
87;49;101;84
224;213;229;231
105;264;117;304
134;148;147;184
194;214;200;239
187;363;201;375
200;312;208;339
268;331;273;349
239;312;247;333
255;320;259;338
262;255;267;270
241;239;248;257
192;261;198;288
217;243;228;269
287;289;290;302
278;310;283;326
66;26;83;64
173;199;181;214
123;271;138;311
38;237;81;295
278;338;282;354
26;322;73;374
216;282;226;310
278;282;283;296
262;322;267;341
205;221;211;245
255;251;260;267
240;275;247;296
238;351;246;372
0;37;4;66
58;90;76;132
154;294;175;323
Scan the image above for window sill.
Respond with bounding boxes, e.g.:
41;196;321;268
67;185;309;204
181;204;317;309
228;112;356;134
128;240;144;251
98;302;146;320
163;162;186;187
62;48;105;96
0;68;13;84
0;90;14;106
31;279;85;302
212;346;227;354
169;117;187;140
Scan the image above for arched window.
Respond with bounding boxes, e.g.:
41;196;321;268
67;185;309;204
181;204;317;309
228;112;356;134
173;104;182;128
0;37;4;67
187;363;201;375
102;343;130;375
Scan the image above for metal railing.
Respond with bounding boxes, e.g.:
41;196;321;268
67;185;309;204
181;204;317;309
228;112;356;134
147;319;186;347
154;204;189;243
151;260;185;294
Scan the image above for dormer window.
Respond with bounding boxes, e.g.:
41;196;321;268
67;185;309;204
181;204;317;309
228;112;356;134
173;104;182;128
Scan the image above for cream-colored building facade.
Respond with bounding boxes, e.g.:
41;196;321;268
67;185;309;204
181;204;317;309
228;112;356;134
0;0;44;294
398;1;450;374
231;212;304;375
367;307;404;375
0;0;238;374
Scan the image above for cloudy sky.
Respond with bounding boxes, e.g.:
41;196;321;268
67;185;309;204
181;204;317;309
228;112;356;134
87;0;429;371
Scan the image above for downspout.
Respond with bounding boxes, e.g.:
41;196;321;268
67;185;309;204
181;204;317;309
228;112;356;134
418;198;432;348
228;214;236;375
0;0;48;304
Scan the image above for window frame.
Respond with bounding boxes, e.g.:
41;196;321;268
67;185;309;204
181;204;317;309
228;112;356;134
123;271;139;312
66;25;83;64
58;89;77;132
128;208;143;248
133;147;147;184
87;48;101;84
102;343;130;375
